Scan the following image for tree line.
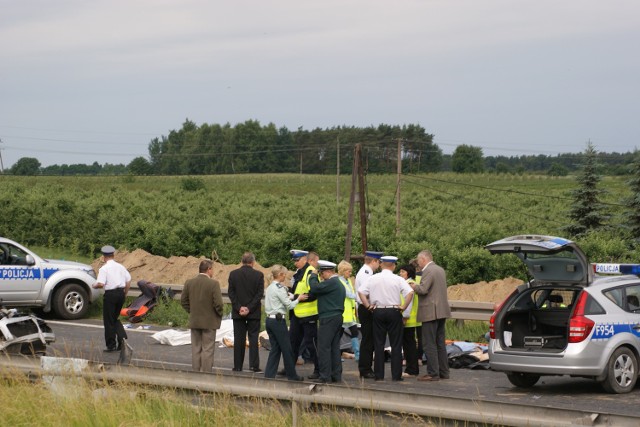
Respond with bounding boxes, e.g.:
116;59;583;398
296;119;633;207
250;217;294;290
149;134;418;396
3;120;637;176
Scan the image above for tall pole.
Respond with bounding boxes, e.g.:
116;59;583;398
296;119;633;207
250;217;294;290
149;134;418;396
396;138;401;236
357;145;368;253
336;137;340;204
344;144;359;261
0;138;4;173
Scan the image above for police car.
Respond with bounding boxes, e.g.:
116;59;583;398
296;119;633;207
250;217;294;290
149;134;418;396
0;237;99;319
486;235;640;393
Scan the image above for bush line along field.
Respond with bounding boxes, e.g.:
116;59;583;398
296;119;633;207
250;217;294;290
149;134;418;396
1;173;637;285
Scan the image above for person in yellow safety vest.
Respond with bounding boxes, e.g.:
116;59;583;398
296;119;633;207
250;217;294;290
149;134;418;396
288;249;321;380
399;263;421;377
337;260;359;361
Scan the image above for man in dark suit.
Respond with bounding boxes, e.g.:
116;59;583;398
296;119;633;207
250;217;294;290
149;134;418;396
228;252;265;372
413;250;451;382
181;259;224;373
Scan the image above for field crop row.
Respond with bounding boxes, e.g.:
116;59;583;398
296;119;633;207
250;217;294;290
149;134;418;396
1;173;636;284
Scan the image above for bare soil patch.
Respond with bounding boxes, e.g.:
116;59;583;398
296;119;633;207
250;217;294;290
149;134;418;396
92;250;522;303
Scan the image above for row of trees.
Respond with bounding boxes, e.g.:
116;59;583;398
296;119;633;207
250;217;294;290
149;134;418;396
4;120;637;176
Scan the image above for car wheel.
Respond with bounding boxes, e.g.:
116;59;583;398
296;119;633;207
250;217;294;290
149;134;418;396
506;372;540;388
601;347;638;394
53;283;90;320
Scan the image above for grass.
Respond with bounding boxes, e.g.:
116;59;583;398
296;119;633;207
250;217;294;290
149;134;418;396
1;370;398;427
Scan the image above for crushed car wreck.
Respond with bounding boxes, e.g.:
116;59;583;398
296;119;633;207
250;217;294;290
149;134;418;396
0;306;55;355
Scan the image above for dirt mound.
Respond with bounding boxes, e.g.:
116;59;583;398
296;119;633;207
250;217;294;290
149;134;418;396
93;250;523;302
447;277;523;304
91;249;279;289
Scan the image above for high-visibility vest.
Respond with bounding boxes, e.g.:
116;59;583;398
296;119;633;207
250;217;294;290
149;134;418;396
293;265;318;318
401;278;420;328
340;277;356;324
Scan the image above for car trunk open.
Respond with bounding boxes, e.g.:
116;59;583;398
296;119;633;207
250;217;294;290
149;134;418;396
486;235;591;352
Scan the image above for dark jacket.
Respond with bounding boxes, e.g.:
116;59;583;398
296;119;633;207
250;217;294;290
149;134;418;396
228;265;264;320
309;274;346;319
181;274;224;329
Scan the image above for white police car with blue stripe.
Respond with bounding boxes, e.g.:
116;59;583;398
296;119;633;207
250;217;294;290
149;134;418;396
486;235;640;393
0;237;99;319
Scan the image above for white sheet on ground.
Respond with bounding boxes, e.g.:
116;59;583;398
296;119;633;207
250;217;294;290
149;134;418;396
151;318;235;346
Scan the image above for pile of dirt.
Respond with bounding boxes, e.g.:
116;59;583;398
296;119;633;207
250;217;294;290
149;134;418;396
92;250;523;303
91;249;278;289
447;277;523;304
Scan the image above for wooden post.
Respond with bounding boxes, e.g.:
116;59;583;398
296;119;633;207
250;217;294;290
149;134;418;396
336;137;340;204
344;144;359;261
396;138;401;236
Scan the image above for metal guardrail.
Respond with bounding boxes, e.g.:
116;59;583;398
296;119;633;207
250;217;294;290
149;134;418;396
129;284;495;322
2;356;638;427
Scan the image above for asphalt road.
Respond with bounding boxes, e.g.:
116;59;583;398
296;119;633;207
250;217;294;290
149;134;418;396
41;318;640;418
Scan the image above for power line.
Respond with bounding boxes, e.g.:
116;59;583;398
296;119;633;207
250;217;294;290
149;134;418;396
403;173;628;208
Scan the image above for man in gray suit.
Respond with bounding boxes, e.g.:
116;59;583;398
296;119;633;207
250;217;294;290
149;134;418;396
413;250;451;381
181;259;224;372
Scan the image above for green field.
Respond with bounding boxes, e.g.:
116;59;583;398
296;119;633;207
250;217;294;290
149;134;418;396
1;173;636;285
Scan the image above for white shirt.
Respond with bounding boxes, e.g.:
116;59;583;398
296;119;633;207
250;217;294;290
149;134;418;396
359;269;413;306
97;259;131;291
354;264;373;304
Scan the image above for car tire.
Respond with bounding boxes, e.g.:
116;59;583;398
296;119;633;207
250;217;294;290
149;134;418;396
506;372;540;388
601;347;638;394
53;283;90;320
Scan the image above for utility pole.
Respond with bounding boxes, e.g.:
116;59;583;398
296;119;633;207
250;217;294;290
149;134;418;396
344;144;368;261
396;138;402;236
336;137;340;204
0;138;4;173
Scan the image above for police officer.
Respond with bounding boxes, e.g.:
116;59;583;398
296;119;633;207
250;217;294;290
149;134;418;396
309;260;346;383
93;245;132;357
355;250;382;379
358;255;413;381
288;249;320;379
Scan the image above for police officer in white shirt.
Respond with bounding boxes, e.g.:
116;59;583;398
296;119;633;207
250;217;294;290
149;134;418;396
93;245;132;355
358;255;413;381
355;250;382;379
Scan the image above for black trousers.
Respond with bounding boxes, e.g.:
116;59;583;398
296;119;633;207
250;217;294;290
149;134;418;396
402;326;420;375
373;308;403;380
289;314;319;373
317;314;344;382
265;317;298;380
422;318;449;378
357;304;374;375
103;288;127;350
232;318;260;370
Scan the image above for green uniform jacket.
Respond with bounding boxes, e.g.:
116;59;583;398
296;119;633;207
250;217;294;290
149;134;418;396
309;274;346;319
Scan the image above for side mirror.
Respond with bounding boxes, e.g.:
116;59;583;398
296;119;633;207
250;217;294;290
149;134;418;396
25;254;36;266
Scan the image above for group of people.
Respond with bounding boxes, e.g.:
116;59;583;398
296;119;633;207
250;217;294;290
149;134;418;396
94;244;451;384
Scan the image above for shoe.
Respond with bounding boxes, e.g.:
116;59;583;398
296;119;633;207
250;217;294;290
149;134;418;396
402;372;417;378
307;372;321;380
392;378;404;382
277;369;286;376
311;378;328;384
440;375;450;380
232;368;242;372
103;347;119;353
359;372;376;379
288;376;304;382
417;375;440;382
250;367;262;373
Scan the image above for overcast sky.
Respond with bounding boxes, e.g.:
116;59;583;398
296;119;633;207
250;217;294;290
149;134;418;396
1;0;639;168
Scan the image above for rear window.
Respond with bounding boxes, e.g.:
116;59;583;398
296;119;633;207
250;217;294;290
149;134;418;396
509;288;577;310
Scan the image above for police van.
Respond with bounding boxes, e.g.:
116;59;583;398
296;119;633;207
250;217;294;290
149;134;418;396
486;235;640;394
0;237;99;319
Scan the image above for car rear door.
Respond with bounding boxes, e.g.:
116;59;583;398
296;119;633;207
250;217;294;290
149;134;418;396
485;235;592;287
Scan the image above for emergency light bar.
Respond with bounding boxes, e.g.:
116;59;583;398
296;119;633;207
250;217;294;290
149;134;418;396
592;263;640;275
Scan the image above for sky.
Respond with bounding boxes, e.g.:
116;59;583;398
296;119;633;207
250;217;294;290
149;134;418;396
1;0;639;169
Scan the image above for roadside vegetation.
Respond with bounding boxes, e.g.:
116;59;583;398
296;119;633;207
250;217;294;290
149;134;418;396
1;371;393;426
1;173;637;287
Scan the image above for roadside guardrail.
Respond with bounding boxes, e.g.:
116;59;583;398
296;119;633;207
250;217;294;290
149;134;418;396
128;283;495;322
